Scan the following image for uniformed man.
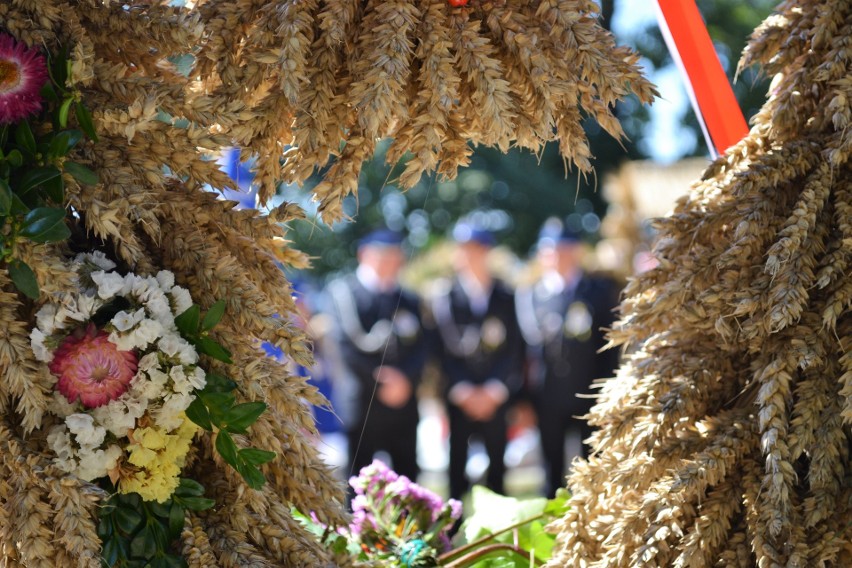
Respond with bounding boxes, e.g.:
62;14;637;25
516;219;620;497
328;229;425;481
429;222;524;500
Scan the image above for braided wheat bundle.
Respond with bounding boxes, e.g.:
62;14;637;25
550;1;852;566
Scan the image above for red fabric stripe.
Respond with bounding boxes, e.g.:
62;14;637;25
656;0;749;156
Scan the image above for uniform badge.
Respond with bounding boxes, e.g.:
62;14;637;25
394;310;420;341
480;317;506;350
564;301;593;340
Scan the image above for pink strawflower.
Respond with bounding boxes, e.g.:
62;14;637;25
0;34;48;124
50;324;138;408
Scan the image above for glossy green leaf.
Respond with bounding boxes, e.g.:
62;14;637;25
20;207;70;243
201;299;226;331
9;193;28;215
197;336;232;364
168;502;185;541
8;259;39;299
236;462;266;490
39;82;60;105
17;167;62;195
175;496;215;511
97;516;113;540
42;172;64;203
64;161;99;186
48;129;83;158
175;478;206;498
75;102;99;142
129;526;158;560
185;397;212;431
174;304;200;337
114;506;144;535
239;448;276;467
14;122;36;156
223;402;266;434
198;392;235;422
202;373;237;393
214;431;239;467
58;97;74;128
0;179;11;215
146;501;171;519
101;537;121;567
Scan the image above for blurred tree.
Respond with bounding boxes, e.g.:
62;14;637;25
279;0;775;278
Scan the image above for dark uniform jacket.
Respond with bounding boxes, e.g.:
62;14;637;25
328;274;426;427
430;278;525;399
516;272;620;416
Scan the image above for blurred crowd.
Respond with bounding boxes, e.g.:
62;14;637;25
270;216;639;501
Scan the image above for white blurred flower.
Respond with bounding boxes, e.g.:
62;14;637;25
76;251;116;271
91;271;125;299
47;426;75;462
76;445;122;481
169;366;191;394
156;271;175;291
66;413;106;448
187;367;206;391
170;287;193;316
132;318;164;348
112;308;145;332
137;352;160;372
35;304;59;335
30;328;51;362
158;335;198;365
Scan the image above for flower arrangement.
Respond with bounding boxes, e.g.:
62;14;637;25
0;33;99;299
349;460;462;566
31;251;274;566
296;461;569;567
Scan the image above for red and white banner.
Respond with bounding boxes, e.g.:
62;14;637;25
656;0;749;157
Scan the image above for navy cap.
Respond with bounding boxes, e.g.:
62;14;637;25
452;221;496;247
359;228;404;248
537;217;582;248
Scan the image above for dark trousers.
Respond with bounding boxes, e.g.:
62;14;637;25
538;409;592;498
347;406;419;481
447;405;507;500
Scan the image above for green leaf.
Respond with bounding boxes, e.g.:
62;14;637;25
185;397;212;431
459;486;548;547
175;478;206;498
168;503;185;541
174;304;200;337
97;516;113;540
64;161;99;186
146;501;171;518
239;448;276;467
0;125;8;147
175;496;215;512
202;373;237;393
198;391;235;423
5;149;22;168
128;526;158;560
223;402;266;434
58;97;74;128
20;207;70;243
101;537;121;567
48;129;83;158
236;462;266;490
196;336;233;364
17;167;62;196
114;506;144;535
543;488;571;517
214;431;238;467
0;179;11;215
40;82;60;106
201;300;226;331
42;172;64;203
14;122;36;156
8;259;39;299
75;102;99;142
9;193;28;215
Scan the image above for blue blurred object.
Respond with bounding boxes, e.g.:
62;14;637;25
217;147;257;209
537;217;583;247
358;228;404;248
451;220;496;247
